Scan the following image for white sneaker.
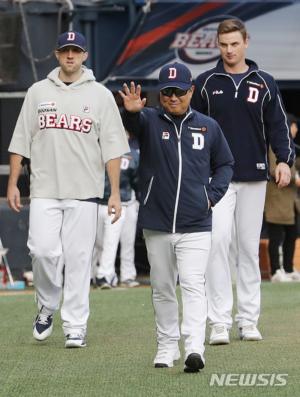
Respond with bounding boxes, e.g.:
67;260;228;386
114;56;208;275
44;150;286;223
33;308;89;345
239;325;262;341
154;346;180;368
285;271;300;281
271;269;292;283
23;270;34;287
120;279;140;288
65;333;87;348
111;274;119;288
33;312;53;341
95;277;112;289
209;325;230;345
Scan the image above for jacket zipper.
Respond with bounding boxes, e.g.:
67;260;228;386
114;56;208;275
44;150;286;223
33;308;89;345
215;71;254;99
164;111;192;233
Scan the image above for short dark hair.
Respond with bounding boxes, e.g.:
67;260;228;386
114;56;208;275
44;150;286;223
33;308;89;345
287;113;298;125
217;18;248;41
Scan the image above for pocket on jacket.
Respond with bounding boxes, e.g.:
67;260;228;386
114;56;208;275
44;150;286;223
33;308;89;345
179;180;210;215
143;176;154;205
203;185;210;211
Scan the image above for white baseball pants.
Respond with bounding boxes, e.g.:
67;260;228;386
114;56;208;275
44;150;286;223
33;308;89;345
28;198;98;336
93;204;126;284
119;200;139;282
206;181;266;329
143;230;211;359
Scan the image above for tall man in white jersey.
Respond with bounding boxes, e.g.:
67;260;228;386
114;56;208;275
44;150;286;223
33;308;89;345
7;31;129;348
191;19;294;344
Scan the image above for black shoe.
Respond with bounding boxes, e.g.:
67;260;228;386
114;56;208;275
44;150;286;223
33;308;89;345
154;363;169;368
184;353;204;373
33;312;53;341
95;277;111;289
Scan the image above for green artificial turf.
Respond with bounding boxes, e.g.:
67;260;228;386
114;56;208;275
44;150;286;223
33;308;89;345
0;282;299;397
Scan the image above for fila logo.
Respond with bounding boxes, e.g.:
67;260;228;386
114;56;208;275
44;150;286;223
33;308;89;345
162;131;170;140
168;68;177;79
247;87;259;103
213;90;223;95
67;32;75;41
192;133;204;150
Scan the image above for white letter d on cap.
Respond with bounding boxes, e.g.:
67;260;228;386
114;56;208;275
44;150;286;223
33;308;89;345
168;68;177;79
67;32;75;41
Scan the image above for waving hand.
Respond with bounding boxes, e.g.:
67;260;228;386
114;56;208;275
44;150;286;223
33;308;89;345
119;82;147;112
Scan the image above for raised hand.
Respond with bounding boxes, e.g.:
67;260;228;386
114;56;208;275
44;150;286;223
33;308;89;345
118;81;147;112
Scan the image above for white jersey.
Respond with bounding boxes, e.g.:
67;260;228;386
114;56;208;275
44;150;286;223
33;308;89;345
9;67;129;199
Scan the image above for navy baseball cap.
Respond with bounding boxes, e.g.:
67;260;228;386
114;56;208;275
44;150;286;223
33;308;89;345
158;62;193;90
56;31;87;51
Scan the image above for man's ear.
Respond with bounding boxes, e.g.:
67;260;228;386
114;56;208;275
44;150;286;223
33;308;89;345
83;51;89;62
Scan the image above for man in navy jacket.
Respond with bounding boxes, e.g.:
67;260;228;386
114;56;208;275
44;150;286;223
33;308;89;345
191;18;294;345
119;62;234;372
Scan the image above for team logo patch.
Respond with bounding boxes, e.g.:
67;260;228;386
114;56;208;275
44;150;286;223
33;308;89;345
247;80;264;89
256;163;266;170
37;101;57;114
188;126;207;132
38;101;56;108
121;155;131;170
162;131;170;140
192;132;205;150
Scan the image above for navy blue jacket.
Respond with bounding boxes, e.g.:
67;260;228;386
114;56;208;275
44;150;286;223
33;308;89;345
191;59;295;182
122;107;234;233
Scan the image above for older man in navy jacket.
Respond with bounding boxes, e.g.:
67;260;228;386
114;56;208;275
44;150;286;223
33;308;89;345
119;62;234;373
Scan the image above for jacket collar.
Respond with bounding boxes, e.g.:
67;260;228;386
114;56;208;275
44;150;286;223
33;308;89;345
215;58;259;74
157;105;194;121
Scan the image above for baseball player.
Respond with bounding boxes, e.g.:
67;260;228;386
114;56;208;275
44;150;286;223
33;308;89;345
118;136;140;288
7;31;129;348
119;62;234;372
92;141;139;288
191;18;294;344
118;197;140;287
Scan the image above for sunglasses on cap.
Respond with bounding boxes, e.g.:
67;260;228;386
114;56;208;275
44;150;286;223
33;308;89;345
160;87;189;97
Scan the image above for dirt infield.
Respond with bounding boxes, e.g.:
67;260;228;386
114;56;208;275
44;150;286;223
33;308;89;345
0;289;34;296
